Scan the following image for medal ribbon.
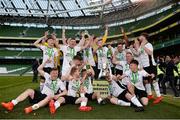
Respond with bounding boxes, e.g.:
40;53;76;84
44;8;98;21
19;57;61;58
47;48;53;57
85;48;89;58
132;72;138;84
69;47;75;58
51;80;57;93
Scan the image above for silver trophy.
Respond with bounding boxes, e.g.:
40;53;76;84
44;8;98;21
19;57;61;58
98;62;109;79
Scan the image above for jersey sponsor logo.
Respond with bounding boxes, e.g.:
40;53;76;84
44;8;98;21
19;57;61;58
71;80;80;91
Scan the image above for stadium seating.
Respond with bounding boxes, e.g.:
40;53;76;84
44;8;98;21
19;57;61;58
154;37;180;50
0;5;178;38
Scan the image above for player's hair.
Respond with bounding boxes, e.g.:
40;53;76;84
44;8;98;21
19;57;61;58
73;55;83;61
130;59;139;66
50;68;58;73
126;52;132;55
166;55;173;59
93;36;97;40
46;35;54;42
117;42;123;46
140;32;149;40
84;34;89;39
70;66;78;76
81;69;87;73
70;38;76;41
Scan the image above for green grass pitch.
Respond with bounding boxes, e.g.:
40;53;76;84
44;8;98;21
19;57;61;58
0;76;180;119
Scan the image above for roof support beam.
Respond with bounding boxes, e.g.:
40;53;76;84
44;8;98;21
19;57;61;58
1;1;8;12
9;0;19;16
49;1;58;17
46;0;51;24
58;0;71;17
53;0;63;17
75;0;86;16
34;0;44;14
22;0;31;14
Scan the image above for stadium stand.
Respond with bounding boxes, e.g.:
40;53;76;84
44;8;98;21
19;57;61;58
0;4;179;37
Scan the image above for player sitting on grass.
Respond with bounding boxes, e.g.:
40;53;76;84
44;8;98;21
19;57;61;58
105;71;145;112
48;66;92;114
118;60;153;108
1;61;67;114
80;65;107;105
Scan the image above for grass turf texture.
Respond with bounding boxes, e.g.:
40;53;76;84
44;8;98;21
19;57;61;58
0;76;180;119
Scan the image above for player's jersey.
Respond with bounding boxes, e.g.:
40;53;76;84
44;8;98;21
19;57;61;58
83;47;95;66
60;45;81;75
82;77;93;94
117;61;130;73
67;79;81;97
108;80;126;97
41;73;66;97
40;45;58;68
139;43;156;67
124;70;148;90
115;51;126;70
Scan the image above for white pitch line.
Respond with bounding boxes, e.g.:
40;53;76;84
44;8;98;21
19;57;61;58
7;67;27;73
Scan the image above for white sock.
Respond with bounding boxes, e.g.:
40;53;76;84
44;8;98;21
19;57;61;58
117;100;131;106
80;93;85;98
97;98;103;104
80;101;87;107
153;82;161;97
145;83;152;95
131;96;143;107
98;69;103;78
54;101;60;110
11;100;18;106
32;104;39;110
40;83;44;91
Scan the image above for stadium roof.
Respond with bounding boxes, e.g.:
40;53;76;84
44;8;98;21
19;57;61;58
0;0;134;17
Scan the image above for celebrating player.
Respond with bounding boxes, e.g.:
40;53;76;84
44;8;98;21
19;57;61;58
1;61;66;114
48;66;92;114
34;31;58;91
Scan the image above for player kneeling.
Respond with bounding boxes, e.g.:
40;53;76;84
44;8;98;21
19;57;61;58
1;61;67;114
48;66;92;114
